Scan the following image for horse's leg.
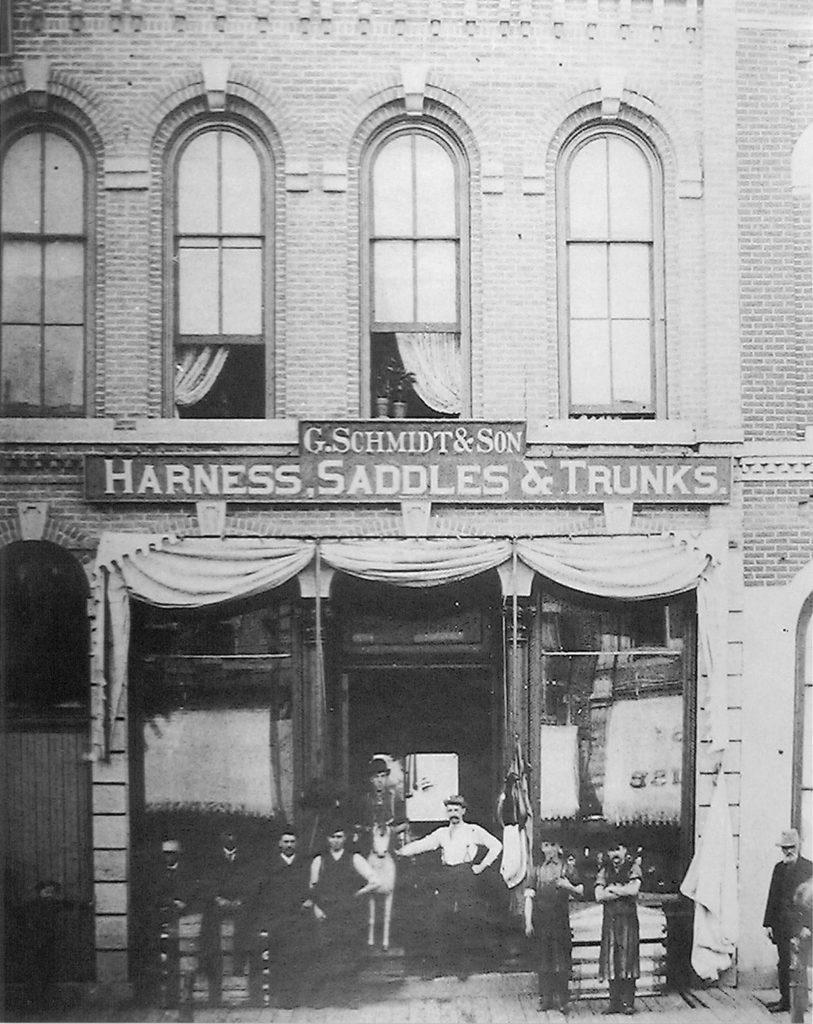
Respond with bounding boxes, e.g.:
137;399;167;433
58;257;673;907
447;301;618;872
367;895;376;947
382;891;392;951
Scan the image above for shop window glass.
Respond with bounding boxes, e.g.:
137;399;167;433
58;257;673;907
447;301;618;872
366;127;467;419
560;128;664;418
534;584;694;896
172;126;269;418
1;129;87;416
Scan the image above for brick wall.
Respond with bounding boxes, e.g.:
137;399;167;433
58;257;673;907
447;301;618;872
1;0;741;430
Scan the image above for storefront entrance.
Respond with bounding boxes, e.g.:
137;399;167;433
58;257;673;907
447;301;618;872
329;571;503;828
347;666;495;825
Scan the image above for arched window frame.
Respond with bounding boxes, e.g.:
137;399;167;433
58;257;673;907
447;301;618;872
360;119;471;418
162;116;275;418
0;117;95;418
556;123;666;419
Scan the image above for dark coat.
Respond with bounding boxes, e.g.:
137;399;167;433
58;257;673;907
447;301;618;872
199;849;254;963
764;856;813;938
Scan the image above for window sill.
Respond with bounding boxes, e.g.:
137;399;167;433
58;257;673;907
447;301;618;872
0;418;299;446
526;419;743;447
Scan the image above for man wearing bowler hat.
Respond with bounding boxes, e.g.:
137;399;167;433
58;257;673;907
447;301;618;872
763;828;812;1013
396;794;502;979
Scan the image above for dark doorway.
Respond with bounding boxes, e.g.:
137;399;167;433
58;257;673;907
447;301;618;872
1;540;95;1004
347;666;494;825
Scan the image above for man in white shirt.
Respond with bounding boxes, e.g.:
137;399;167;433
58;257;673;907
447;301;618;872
396;794;502;979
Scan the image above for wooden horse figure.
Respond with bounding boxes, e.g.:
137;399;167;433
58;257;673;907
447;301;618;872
366;822;397;950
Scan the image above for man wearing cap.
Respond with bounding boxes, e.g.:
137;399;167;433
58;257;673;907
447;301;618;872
309;819;378;1005
396;794;502;979
763;828;813;1013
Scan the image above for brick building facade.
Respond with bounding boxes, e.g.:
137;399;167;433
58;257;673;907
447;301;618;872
0;0;810;1003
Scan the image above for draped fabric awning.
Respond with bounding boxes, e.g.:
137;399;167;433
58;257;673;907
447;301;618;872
90;530;728;759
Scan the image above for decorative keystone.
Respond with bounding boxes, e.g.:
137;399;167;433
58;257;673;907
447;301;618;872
599;66;626;120
401;63;430;116
18;502;48;541
196;500;227;537
201;57;229;111
401;500;431;536
22;58;49;110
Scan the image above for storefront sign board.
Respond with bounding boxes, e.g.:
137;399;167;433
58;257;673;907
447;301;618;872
84;421;731;504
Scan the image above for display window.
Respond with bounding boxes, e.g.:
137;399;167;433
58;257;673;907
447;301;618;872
530;583;696;897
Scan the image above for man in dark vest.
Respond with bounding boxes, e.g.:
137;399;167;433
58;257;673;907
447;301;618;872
309;818;377;1006
763;828;813;1013
255;826;311;1008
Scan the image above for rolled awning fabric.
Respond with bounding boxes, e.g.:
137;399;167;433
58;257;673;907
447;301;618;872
91;530;728;762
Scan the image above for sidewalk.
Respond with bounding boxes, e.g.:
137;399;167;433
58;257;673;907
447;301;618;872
24;976;810;1024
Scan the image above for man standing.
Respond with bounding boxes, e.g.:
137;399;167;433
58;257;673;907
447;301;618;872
309;819;378;1006
198;830;252;1007
763;828;813;1014
255;827;311;1008
395;794;502;979
595;836;641;1016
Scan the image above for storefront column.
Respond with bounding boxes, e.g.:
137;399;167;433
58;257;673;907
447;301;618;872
503;596;534;760
300;598;328;784
297;561;335;802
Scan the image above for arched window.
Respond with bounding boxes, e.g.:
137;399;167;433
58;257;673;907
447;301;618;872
558;126;665;418
1;540;89;718
1;126;90;417
364;124;469;418
168;123;272;418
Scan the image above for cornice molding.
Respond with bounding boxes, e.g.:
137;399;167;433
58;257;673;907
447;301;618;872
741;456;813;481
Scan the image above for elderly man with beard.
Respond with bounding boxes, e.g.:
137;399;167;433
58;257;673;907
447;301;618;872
763;828;813;1014
396;794;502;980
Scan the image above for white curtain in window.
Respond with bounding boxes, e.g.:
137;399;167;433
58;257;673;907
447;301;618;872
395;331;461;415
174;345;229;408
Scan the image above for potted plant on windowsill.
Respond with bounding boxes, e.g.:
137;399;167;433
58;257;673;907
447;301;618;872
391;368;416;418
374;365;392;418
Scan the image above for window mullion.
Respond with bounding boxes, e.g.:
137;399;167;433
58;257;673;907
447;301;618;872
39;130;47;413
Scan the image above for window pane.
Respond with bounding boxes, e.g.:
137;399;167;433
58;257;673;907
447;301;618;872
221;133;261;235
178;132;219;234
415;135;456;236
373;240;413;322
570;320;611;406
569;137;607;238
2;241;41;322
178;246;219;333
222;244;262;334
372;136;413;237
609;136;652;240
569;244;607;318
609;244;651;318
611;320;652;405
2;325;40;411
44;325;84;412
43;134;84;235
45;242;84;323
416;241;456;322
2;134;41;233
